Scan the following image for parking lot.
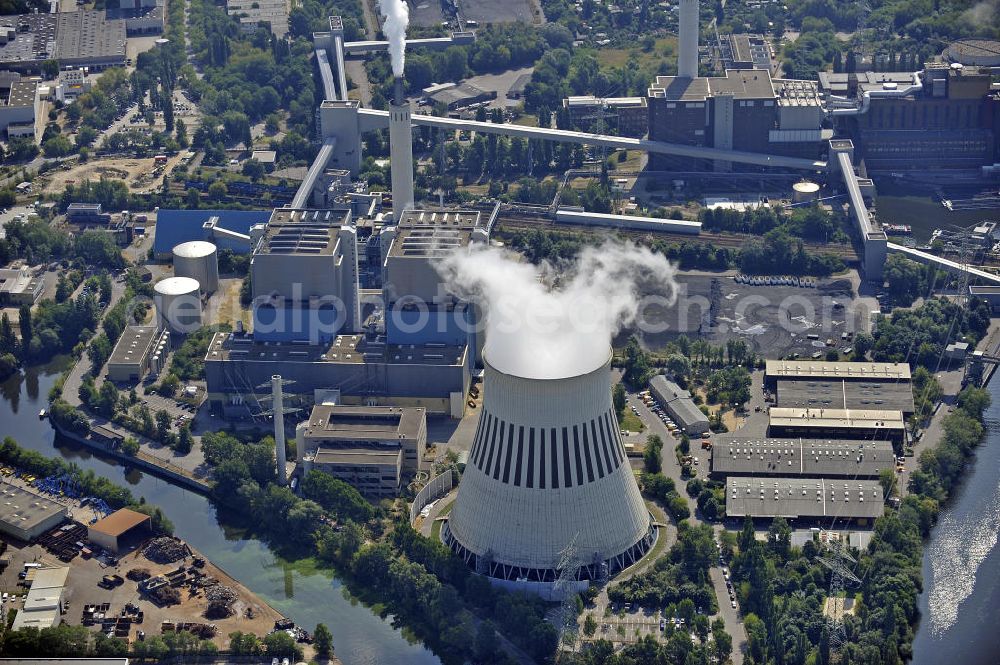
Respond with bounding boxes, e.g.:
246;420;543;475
626;270;868;360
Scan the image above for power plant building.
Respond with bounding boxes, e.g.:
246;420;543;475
443;353;656;597
647;70;830;170
299;404;427;498
249;208;361;343
710;437;896;479
726;477;885;522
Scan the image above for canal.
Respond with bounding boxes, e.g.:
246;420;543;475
0;358;440;665
910;376;1000;665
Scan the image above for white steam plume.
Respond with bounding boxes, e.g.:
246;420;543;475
438;240;679;380
377;0;409;78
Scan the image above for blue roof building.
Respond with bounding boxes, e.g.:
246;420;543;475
153;209;272;258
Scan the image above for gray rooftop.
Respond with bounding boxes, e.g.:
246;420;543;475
649;375;709;430
4;80;35;107
768;407;905;430
389;209;484;259
0;482;67;533
650;69;775;101
304;404;425;442
208;331;467;367
710;437;896;478
726;477;885;519
765;359;911;381
0;12;125;67
776;377;915;414
109;325;160;367
312;446;402;466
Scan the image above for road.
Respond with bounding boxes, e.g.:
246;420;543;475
623;377;749;664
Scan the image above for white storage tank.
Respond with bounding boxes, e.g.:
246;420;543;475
154;276;202;334
792;181;820;204
172;241;219;294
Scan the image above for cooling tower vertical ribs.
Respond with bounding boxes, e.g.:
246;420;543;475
538;428;547;490
526;429;536;489
590;419;605;478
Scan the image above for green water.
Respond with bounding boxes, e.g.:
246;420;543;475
875;183;996;243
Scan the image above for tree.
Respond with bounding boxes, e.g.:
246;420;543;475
242;159;265;181
313;623;333;659
42;59;60;79
185;187;200;208
853;330;874;359
643;434;663;473
207;181;228;201
262;631;302;659
583;614;597;637
122;437;140;456
18;304;33;351
613;382;627;414
175;424;194;454
474;620;500;661
879;468;897;498
155;409;171;442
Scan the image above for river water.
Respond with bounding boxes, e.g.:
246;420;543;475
910;378;1000;664
0;358;440;665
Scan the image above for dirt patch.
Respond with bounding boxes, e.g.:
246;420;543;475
42;155;185;196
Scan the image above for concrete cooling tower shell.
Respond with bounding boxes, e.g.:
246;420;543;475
173;241;219;293
154;276;202;334
443;352;655;593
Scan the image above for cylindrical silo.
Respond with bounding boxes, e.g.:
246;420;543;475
172;241;219;294
154;276;202;334
442;350;654;598
792;181;820;204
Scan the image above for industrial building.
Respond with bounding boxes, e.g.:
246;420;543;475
710;437;896;478
765;360;913;413
424;81;497;111
226;0;289;36
11;566;69;631
719;33;772;71
107;325;169;383
562;96;649;138
0;482;68;542
204;330;470;417
249;208;360;342
0;267;43;306
768;407;906;442
106;0;164;35
0;71;36;139
443;352;656;598
154;277;202;335
87;508;153;553
649;375;710;434
152;209;272;258
726;477;885;522
299;404;426;472
67;203;111;224
821;64;998;171
0;12;126;73
647;70;830;171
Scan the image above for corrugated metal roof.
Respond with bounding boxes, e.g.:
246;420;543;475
152;209;271;256
725;477;885;518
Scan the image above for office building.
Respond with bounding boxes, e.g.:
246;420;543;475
0;267;43;306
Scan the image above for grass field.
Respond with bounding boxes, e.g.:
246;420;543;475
586;37;677;70
619;411;646;434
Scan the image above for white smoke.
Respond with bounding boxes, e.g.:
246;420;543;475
963;0;998;25
438;240;679;380
377;0;409;78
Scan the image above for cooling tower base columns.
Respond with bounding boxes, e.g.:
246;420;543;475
443;353;656;599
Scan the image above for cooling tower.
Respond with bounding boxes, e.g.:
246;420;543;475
443;351;655;597
389;77;415;218
678;0;699;78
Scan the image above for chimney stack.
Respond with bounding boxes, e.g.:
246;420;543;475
678;0;699;78
389;75;415;218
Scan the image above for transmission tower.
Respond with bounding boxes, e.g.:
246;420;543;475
816;534;862;649
256;375;299;485
553;534;583;648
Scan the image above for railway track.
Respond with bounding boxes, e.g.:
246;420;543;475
493;214;861;261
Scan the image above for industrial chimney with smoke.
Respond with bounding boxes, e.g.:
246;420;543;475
442;352;656;598
678;0;699;78
389;76;415;217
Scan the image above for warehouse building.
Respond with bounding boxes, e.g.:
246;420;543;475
0;72;36;139
0;267;43;306
0;12;126;73
299;404;426;477
765;359;913;414
87;508;152;553
107;326;170;383
424;81;496;111
710;437;896;478
11;566;69;631
726;477;884;522
153;209;272;258
0;482;68;542
649;375;710;434
768;407;906;442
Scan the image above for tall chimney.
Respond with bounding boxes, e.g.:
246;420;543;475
678;0;699;78
272;375;287;485
389;75;414;217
